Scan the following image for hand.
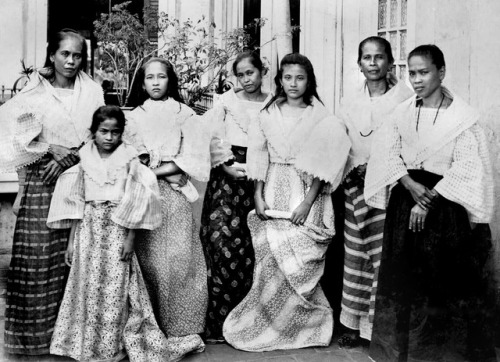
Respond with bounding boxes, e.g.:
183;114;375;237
50;144;79;168
42;160;63;185
165;173;188;187
120;230;135;262
409;204;429;232
290;200;312;226
400;175;437;210
255;194;270;220
65;242;74;267
222;164;246;180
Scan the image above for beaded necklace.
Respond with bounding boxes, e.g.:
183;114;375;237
416;93;445;132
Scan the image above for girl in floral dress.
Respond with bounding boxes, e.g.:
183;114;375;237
127;58;210;360
223;53;351;351
47;105;171;361
200;51;272;342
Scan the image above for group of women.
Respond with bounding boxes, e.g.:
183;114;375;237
0;27;496;362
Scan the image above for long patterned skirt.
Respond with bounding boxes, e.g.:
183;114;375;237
136;180;207;359
369;170;497;362
200;146;255;340
223;163;335;352
340;176;385;340
5;158;69;355
50;202;170;361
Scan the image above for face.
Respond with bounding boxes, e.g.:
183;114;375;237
235;58;263;94
408;55;445;100
358;41;392;81
94;118;122;155
143;62;169;100
50;36;83;80
280;64;308;100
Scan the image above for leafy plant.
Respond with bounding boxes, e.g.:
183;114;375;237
94;2;299;108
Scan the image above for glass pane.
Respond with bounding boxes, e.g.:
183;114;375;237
401;0;408;26
400;30;407;60
378;0;387;29
390;0;398;28
390;31;397;60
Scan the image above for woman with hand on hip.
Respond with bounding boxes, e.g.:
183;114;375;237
200;51;272;343
0;28;104;356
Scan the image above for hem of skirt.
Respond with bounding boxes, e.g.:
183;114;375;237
50;348;127;362
5;346;50;356
225;340;332;353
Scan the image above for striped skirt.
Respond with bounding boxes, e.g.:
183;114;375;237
4;158;69;355
340;178;385;340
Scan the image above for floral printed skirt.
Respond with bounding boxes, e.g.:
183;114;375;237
50;202;170;362
136;180;207;359
200;150;255;340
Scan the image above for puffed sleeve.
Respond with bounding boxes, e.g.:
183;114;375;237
434;125;494;223
202;97;234;168
246;113;269;181
111;159;162;230
174;113;212;181
0;104;50;173
46;164;85;229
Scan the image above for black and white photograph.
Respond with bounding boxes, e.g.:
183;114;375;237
0;0;498;361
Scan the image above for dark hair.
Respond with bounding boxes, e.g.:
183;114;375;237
138;57;184;104
357;36;394;64
408;44;446;69
232;51;265;75
44;29;88;73
90;105;126;134
263;53;322;112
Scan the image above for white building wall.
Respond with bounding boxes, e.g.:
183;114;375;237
0;0;47;92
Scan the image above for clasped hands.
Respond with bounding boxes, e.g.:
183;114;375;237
255;195;311;226
401;175;439;233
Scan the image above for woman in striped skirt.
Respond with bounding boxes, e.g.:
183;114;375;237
0;29;104;355
336;36;413;347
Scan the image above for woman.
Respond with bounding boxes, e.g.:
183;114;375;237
223;53;350;352
127;58;210;360
365;44;496;361
337;36;413;346
0;29;104;355
199;51;272;342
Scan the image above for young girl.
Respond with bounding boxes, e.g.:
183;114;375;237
365;45;496;361
223;53;351;351
337;36;413;347
46;105;170;361
127;57;210;359
199;51;272;342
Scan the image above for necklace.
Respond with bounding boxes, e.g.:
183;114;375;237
359;82;390;137
416;93;445;132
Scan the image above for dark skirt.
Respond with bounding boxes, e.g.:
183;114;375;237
5;158;69;355
369;170;496;362
199;145;255;339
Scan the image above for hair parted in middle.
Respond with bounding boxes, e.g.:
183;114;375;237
263;53;323;112
139;57;185;104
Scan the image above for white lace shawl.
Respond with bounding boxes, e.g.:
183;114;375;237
126;98;211;181
203;89;273;168
247;97;351;192
364;87;494;223
338;80;413;179
0;70;104;172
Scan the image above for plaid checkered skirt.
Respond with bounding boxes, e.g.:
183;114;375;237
4;157;69;355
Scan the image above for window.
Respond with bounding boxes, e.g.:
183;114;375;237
378;0;408;79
